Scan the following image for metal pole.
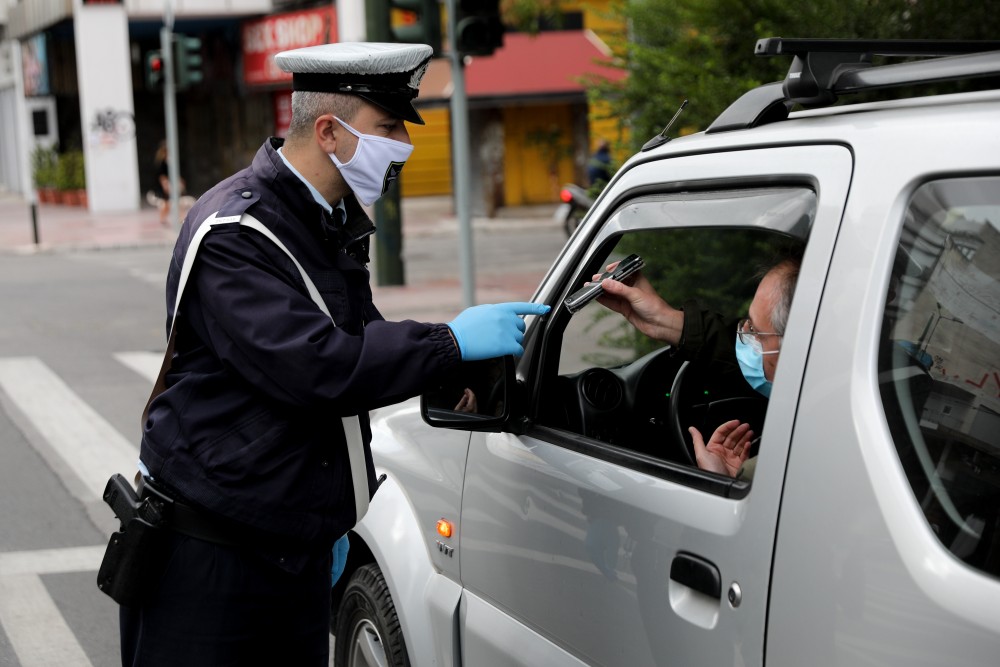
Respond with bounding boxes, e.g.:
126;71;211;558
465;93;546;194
162;1;181;230
365;0;406;285
447;0;476;308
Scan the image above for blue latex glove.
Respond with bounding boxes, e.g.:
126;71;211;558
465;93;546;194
448;302;551;361
331;534;349;587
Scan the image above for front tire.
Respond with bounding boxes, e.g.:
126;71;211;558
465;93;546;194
334;563;410;667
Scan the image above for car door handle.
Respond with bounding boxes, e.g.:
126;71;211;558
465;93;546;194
670;552;721;600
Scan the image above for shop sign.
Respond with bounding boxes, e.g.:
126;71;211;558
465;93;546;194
274;90;292;138
242;6;337;87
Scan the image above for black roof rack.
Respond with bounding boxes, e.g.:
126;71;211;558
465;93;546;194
706;38;1000;134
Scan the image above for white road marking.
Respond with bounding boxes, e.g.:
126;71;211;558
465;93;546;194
0;546;106;577
0;357;138;503
113;351;162;384
0;573;94;667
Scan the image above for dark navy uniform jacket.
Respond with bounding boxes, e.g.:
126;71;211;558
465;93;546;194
140;138;460;570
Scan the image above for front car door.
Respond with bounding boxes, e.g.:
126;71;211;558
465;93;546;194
457;145;852;665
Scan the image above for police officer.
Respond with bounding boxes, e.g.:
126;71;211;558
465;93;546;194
118;42;548;666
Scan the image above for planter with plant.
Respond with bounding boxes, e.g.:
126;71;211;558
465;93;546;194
56;150;86;206
32;146;59;203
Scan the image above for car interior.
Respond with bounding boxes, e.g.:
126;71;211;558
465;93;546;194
529;188;816;485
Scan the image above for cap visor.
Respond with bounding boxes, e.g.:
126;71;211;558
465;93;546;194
357;91;425;125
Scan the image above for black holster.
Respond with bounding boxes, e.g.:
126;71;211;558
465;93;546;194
96;473;173;607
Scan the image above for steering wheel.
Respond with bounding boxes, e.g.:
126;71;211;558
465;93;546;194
668;358;770;469
667;360;698;465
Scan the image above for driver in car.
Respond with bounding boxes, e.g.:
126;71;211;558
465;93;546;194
594;248;802;480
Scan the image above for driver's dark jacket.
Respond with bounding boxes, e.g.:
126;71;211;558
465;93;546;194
140;138;460;571
678;300;745;384
679;300;761;480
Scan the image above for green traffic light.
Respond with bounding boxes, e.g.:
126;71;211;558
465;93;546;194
173;34;203;90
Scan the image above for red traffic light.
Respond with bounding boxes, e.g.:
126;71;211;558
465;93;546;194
145;50;164;89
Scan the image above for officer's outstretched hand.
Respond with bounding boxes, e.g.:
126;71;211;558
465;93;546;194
448;302;550;361
331;534;350;587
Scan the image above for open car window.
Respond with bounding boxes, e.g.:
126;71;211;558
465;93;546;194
533;187;815;490
879;176;1000;579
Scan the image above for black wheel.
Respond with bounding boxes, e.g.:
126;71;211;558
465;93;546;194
334;563;409;667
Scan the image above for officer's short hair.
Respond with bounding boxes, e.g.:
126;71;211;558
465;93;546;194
286;91;364;142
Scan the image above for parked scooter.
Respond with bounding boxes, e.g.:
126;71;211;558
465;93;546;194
554;183;595;236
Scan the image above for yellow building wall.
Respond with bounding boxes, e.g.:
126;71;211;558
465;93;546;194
589;97;631;170
574;0;632;167
503;104;577;206
401;106;453;197
401;1;628;203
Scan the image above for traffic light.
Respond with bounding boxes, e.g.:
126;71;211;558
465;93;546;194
455;0;503;57
172;34;203;90
145;50;164;90
367;0;443;56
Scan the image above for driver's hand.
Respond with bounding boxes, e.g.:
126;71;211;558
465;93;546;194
593;263;684;346
690;420;753;478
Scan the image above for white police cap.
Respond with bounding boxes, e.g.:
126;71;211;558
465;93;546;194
274;42;434;125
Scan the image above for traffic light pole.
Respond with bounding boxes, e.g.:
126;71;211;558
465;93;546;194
448;0;476;308
365;0;406;286
161;1;181;230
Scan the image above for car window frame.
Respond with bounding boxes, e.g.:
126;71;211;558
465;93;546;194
516;144;856;497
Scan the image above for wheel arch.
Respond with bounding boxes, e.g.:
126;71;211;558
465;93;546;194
332;473;463;667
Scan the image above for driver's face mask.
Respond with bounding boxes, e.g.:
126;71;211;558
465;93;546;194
735;335;774;398
329;116;414;207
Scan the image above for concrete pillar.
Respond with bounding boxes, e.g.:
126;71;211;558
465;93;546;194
73;1;140;212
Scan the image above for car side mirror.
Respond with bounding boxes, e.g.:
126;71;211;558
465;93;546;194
421;356;515;432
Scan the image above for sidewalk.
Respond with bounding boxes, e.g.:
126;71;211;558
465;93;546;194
0;196;175;253
0;193;564;321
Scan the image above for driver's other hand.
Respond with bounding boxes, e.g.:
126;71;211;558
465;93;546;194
690;420;753;478
454;387;478;413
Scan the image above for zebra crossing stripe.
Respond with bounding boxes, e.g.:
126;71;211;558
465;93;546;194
0;357;138;503
0;573;94;667
0;546;106;577
113;351;162;384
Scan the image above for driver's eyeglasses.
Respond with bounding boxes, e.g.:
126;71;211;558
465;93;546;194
737;318;782;355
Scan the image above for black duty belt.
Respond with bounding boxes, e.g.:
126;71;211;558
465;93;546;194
137;477;265;549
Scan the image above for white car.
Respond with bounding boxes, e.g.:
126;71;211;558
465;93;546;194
331;38;1000;666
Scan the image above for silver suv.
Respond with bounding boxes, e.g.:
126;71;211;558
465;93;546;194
332;39;1000;666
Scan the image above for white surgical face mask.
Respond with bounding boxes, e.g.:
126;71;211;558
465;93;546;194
329;116;414;206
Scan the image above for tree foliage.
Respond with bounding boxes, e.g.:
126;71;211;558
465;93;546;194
591;0;1000;151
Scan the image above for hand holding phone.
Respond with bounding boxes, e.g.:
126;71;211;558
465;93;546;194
564;254;645;313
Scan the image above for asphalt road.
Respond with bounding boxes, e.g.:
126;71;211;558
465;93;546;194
0;217;567;667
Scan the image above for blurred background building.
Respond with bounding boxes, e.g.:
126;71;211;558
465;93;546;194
0;0;625;216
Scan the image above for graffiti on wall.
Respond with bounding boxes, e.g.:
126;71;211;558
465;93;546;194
89;108;135;148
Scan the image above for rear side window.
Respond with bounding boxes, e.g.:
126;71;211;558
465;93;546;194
879;176;1000;578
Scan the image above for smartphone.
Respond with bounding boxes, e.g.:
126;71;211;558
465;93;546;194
564;254;645;313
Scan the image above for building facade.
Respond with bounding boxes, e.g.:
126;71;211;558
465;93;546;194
0;0;626;215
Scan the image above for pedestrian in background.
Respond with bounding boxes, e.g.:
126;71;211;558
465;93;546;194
151;140;189;226
587;138;613;190
111;42;548;666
